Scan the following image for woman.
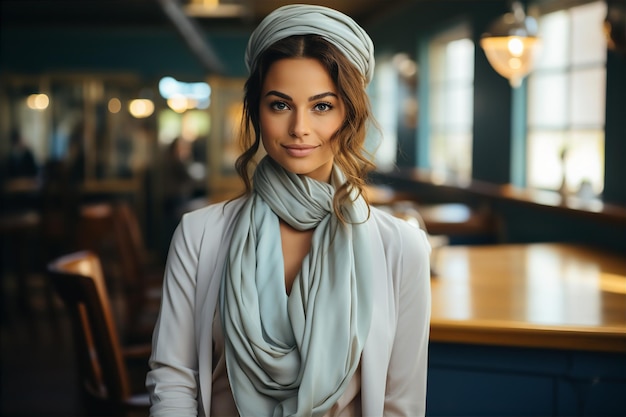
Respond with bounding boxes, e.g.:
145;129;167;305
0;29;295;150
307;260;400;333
146;4;431;417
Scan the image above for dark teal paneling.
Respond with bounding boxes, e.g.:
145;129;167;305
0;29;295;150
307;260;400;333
428;368;554;416
558;380;626;416
428;342;626;417
603;50;626;206
0;27;249;80
471;10;513;184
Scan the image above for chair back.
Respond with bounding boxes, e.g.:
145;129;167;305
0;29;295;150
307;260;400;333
112;201;154;332
75;203;116;252
113;201;146;292
75;200;160;341
47;250;132;415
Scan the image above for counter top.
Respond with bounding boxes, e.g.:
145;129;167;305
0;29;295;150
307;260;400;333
429;243;626;352
373;168;626;225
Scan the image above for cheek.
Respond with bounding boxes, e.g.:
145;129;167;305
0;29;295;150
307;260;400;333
259;111;280;138
258;116;271;144
326;110;345;138
323;119;344;145
326;135;341;156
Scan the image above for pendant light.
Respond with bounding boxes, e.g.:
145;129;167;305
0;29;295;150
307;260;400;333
604;0;626;55
480;1;541;88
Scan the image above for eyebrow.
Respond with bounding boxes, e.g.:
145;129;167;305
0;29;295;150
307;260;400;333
264;90;338;101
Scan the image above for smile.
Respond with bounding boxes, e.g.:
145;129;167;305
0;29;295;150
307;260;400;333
283;145;318;157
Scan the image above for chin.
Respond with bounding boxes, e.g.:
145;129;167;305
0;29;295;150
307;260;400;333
282;162;315;176
267;153;333;182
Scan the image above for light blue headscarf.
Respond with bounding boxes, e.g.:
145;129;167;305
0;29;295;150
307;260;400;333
220;157;374;417
245;4;375;84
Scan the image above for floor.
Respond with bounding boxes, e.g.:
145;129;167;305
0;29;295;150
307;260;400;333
0;268;151;417
0;271;82;417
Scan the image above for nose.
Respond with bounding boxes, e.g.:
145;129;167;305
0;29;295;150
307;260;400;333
289;109;310;138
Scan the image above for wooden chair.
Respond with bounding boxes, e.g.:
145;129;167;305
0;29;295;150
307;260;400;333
74;200;163;343
111;201;163;342
75;203;117;253
47;250;151;417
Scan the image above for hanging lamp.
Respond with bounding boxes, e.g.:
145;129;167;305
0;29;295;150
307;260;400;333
480;1;541;88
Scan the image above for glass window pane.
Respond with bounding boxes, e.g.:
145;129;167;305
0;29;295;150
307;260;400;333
372;61;398;171
427;24;473;178
571;1;608;65
564;129;604;194
528;73;568;127
446;38;474;81
527;130;567;190
536;11;569;70
430;84;446;126
527;1;606;193
446;85;473;127
570;67;607;126
17;98;48;164
446;132;472;179
430;43;446;83
50;81;85;162
430;132;447;169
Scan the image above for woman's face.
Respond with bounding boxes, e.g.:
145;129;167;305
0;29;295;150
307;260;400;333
259;57;345;183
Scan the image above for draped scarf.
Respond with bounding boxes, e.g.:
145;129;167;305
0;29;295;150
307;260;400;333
219;156;374;417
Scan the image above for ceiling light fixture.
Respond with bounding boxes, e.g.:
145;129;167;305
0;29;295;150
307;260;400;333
183;0;249;18
604;0;626;55
480;1;541;88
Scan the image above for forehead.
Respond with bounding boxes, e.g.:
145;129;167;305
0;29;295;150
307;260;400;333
262;58;337;95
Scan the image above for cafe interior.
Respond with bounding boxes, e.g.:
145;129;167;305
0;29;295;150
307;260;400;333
1;0;625;416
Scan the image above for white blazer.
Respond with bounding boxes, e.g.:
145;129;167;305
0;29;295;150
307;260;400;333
146;197;431;417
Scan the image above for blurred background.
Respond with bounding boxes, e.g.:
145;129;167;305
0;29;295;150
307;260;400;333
1;1;625;416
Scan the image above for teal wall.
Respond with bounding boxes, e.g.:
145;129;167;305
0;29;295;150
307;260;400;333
428;342;626;416
0;27;249;80
604;50;626;206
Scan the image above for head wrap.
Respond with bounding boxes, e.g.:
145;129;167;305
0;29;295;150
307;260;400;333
245;4;375;84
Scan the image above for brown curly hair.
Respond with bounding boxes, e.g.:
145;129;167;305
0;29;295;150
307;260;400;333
235;34;377;222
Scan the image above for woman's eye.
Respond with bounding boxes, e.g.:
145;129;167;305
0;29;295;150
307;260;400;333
270;101;289;111
314;102;333;112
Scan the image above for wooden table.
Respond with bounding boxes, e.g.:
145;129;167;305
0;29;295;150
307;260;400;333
430;243;626;352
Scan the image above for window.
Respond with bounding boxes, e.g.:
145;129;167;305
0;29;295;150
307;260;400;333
427;24;475;181
369;58;400;172
526;0;607;196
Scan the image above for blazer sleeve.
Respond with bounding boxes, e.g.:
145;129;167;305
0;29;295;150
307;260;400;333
384;224;432;416
146;212;203;417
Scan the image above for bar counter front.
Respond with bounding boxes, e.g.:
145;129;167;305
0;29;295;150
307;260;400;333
426;243;626;417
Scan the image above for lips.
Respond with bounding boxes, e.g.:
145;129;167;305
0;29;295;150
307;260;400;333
283;145;317;157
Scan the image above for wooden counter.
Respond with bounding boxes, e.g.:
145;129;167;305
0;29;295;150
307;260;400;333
430;243;626;352
374;168;626;225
